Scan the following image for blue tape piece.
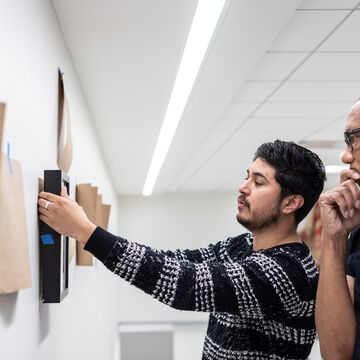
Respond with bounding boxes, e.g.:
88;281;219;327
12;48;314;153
41;234;55;245
7;142;13;175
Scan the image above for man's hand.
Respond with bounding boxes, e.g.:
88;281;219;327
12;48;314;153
38;187;96;244
319;179;360;239
340;168;360;183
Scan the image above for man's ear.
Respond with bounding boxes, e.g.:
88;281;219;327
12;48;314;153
282;194;304;215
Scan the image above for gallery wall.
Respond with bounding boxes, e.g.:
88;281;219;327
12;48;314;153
0;2;252;360
0;1;121;359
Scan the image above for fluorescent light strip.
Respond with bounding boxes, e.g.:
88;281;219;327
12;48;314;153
142;0;226;196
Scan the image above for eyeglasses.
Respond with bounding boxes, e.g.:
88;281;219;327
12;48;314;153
344;128;360;152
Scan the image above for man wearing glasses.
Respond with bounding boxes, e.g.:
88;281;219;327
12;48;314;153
316;98;360;359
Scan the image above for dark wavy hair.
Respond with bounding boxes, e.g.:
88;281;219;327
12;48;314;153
254;140;326;225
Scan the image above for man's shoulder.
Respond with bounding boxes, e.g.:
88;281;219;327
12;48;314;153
261;242;318;278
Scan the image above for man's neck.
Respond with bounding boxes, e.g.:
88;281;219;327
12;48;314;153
251;218;300;251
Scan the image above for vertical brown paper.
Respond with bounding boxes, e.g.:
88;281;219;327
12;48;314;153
94;194;111;230
0;153;31;293
75;184;98;266
0;103;5;168
57;69;73;173
68;237;76;264
101;204;111;230
95;194;103;226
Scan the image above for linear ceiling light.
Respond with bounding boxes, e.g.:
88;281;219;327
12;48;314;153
142;0;227;196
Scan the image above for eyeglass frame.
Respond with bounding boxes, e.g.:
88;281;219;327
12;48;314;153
344;128;360;152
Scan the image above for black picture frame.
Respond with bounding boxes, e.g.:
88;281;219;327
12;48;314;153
40;170;70;303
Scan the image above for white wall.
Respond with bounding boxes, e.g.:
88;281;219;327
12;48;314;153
0;1;121;359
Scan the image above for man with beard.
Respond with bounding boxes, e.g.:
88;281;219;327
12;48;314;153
316;98;360;360
38;140;326;360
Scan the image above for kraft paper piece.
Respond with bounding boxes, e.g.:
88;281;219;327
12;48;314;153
68;237;76;264
95;194;111;230
95;194;102;225
57;69;73;173
75;184;98;266
0;103;5;168
101;204;111;230
0;153;31;293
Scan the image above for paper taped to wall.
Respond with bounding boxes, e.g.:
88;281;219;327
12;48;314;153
0;103;5;169
0;153;31;294
57;69;73;173
75;184;98;266
95;194;111;230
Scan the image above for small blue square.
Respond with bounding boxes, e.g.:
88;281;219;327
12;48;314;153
41;234;54;245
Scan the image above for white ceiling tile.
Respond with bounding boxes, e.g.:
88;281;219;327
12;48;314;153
270;80;360;102
318;11;360;51
298;0;358;9
221;102;260;118
242;117;332;131
254;101;350;118
290;53;360;80
248;52;308;80
53;0;194;25
304;118;346;140
211;117;246;132
226;129;310;145
221;139;260;153
303;132;344;141
233;81;281;102
268;10;346;52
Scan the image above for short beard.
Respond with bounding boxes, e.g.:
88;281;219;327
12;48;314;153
237;199;282;232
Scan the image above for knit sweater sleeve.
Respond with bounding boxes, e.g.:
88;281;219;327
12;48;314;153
84;227;314;316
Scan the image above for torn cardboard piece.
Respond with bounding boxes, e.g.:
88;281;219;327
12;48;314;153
75;184;98;266
57;69;73;173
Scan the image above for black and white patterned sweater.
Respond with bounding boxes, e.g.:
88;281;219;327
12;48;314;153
84;227;319;360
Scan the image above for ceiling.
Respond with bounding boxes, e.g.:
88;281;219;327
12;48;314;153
52;0;360;195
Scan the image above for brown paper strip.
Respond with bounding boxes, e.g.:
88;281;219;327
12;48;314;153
0;153;31;293
57;69;73;173
75;184;98;266
95;194;103;226
101;204;111;230
68;237;76;264
0;103;5;169
94;194;111;230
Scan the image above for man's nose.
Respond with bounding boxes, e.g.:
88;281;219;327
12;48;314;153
341;146;354;164
238;179;250;196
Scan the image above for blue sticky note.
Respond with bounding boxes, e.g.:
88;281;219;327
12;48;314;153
7;142;13;175
41;234;55;245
